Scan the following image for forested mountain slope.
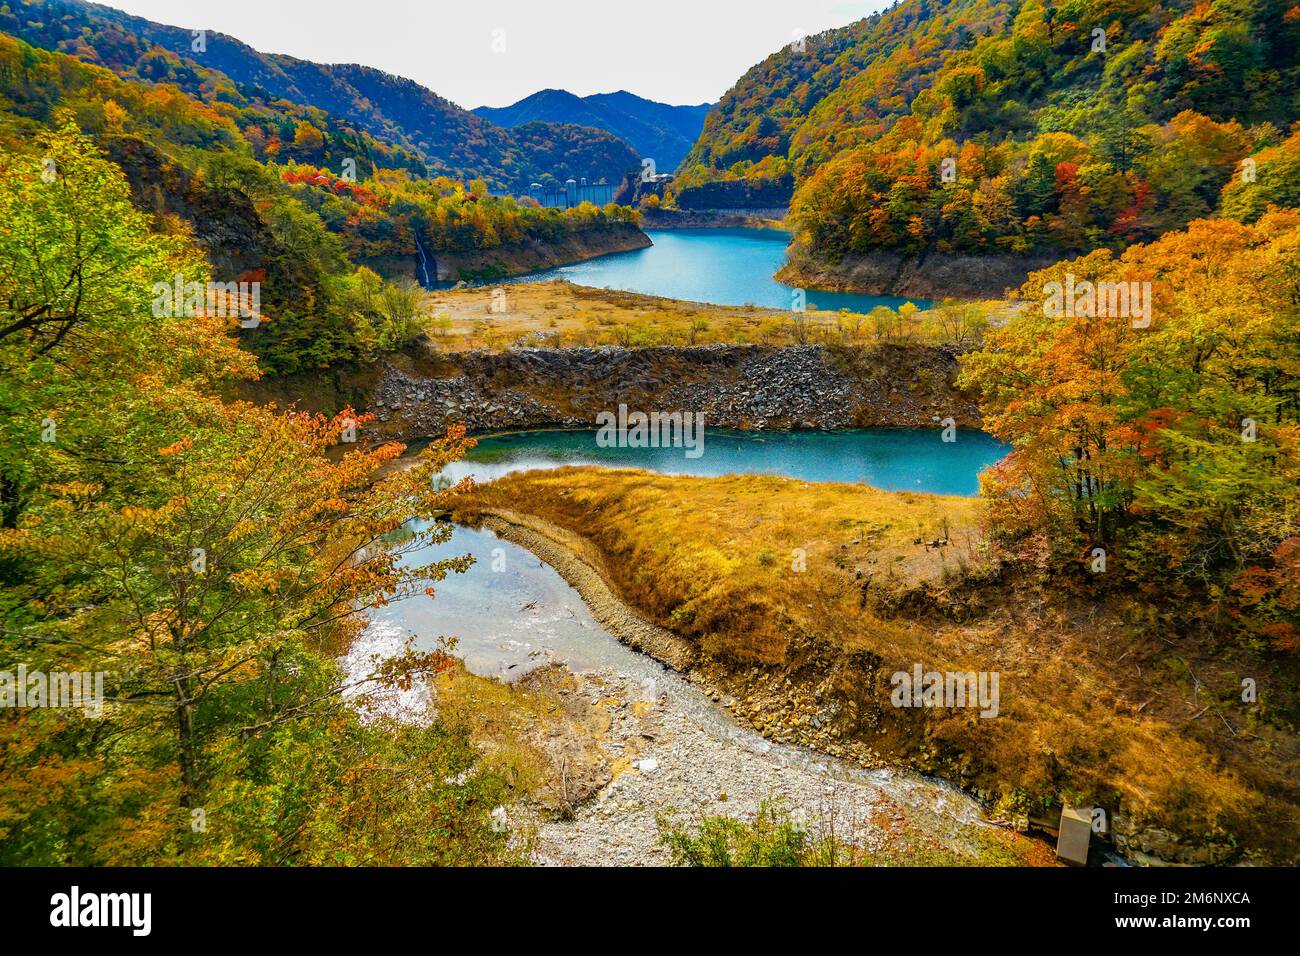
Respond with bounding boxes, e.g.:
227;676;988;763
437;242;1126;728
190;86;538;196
1;0;639;190
677;0;1300;268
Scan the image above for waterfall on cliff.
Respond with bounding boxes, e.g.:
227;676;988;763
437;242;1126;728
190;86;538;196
415;236;433;289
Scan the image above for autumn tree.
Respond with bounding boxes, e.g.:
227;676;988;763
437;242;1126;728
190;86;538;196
960;213;1300;645
0;123;517;864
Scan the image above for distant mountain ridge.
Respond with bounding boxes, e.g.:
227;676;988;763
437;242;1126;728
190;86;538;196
475;89;712;173
1;0;639;191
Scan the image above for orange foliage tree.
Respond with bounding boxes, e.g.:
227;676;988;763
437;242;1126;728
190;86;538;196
961;212;1300;645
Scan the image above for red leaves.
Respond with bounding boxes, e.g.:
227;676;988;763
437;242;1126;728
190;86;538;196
1233;537;1300;652
1126;407;1184;462
280;167;388;208
1111;179;1153;240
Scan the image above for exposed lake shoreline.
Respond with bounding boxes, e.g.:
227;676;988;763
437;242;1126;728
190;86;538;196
456;497;981;781
778;246;1069;299
456;470;1283;866
458;502;938;774
434;222;651;282
639;207;788;230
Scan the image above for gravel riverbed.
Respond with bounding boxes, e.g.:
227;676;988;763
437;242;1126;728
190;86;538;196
531;666;1015;866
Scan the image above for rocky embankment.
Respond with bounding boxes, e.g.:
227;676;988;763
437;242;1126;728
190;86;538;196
778;246;1067;299
371;342;979;438
432;222;650;282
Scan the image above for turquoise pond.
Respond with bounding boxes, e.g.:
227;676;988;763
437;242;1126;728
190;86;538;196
442;427;1007;498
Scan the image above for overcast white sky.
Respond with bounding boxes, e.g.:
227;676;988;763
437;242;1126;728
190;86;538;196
94;0;885;108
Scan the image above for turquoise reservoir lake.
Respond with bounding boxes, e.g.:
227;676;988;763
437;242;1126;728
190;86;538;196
442;428;1007;498
508;228;929;313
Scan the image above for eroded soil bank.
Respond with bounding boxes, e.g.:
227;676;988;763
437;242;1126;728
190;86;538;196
639;208;788;229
